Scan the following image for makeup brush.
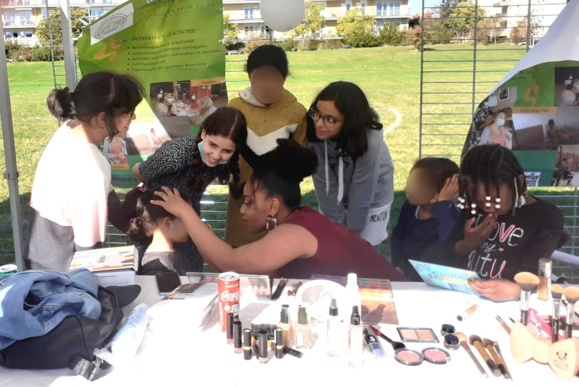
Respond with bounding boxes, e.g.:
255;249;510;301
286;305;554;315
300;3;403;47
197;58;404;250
369;325;406;350
562;286;579;339
493;341;513;381
496;315;511;335
483;338;510;379
455;332;487;378
513;272;540;326
469;335;501;377
551;284;564;343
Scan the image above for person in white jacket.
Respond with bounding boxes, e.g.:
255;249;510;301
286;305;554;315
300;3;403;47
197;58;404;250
307;81;394;251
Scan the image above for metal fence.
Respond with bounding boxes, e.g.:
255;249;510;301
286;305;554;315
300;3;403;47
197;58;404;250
418;0;579;280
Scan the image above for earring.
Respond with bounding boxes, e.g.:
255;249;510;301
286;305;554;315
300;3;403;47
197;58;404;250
266;215;277;231
485;196;491;209
470;203;477;215
457;196;466;210
495;198;501;210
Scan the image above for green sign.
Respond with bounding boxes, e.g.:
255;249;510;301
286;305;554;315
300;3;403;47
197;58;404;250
77;0;227;188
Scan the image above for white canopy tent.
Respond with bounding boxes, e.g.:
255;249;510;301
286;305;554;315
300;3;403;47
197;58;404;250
0;0;77;271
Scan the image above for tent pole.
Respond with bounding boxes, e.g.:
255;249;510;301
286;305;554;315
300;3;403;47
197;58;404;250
0;24;24;270
60;0;77;90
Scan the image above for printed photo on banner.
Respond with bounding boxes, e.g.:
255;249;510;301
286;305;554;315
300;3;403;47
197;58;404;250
463;63;579;187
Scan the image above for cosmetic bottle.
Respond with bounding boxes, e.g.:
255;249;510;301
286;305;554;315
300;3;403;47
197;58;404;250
346;273;362;317
279;304;293;347
537;258;552;301
327;297;341;357
348;306;364;367
294;305;312;350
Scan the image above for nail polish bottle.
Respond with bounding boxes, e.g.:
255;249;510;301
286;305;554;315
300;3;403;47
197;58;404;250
348;306;364;368
327;297;341;357
294;305;312;350
278;304;293;347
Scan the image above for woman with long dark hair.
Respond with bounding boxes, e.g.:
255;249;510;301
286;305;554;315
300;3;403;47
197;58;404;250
307;81;394;251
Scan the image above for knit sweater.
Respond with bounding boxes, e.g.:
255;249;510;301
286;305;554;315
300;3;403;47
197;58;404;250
225;87;308;247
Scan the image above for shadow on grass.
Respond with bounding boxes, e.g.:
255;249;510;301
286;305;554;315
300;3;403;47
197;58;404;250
0;192;30;266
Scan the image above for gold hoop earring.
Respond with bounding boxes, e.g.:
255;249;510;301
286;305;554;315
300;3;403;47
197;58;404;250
266;215;277;231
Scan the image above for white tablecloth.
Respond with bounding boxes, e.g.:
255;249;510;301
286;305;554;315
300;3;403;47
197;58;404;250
0;277;575;386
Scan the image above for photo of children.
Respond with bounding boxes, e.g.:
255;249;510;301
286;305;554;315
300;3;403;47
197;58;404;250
553;145;579;186
125;123;171;156
554;67;579;106
149;80;228;137
100;135;128;165
463;87;517;155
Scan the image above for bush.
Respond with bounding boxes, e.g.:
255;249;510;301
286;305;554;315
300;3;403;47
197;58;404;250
336;8;381;48
318;38;343;50
275;38;298;52
243;33;270;52
31;46;55;61
5;42;22;61
379;23;405;46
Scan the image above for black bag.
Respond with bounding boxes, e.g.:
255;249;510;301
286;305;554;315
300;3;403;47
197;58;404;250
0;286;123;379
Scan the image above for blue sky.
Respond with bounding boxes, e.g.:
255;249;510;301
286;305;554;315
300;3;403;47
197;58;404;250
409;0;441;15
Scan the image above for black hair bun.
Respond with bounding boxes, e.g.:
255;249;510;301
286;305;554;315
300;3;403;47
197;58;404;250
272;139;318;183
46;87;74;120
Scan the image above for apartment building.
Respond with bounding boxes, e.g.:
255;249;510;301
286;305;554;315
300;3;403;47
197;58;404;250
1;0;410;45
1;0;115;45
223;0;411;39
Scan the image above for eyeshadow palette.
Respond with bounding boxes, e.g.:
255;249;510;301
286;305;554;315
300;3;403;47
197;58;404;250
397;327;439;343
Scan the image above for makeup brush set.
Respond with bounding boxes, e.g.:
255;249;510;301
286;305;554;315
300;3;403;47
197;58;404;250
510;271;579;381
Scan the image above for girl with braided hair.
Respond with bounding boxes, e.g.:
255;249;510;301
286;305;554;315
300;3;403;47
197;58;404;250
132;107;247;271
444;145;566;301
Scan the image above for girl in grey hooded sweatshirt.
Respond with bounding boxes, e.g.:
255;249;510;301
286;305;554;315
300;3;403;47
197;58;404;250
307;81;394;251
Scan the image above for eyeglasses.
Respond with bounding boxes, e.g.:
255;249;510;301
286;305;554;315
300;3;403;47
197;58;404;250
308;109;343;128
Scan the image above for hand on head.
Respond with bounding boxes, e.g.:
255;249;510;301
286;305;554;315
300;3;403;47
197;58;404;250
463;213;496;249
151;187;191;217
438;174;459;202
468;278;521;301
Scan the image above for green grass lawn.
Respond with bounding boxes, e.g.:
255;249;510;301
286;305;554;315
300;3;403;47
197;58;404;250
2;43;577;274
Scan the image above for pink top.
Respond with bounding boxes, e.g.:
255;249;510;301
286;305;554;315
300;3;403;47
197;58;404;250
280;206;407;281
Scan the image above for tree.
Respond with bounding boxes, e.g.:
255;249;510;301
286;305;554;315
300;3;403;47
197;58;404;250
293;1;325;38
336;8;380;48
35;8;88;47
510;18;539;44
379;23;404;46
443;1;486;41
223;14;243;50
406;13;431;51
475;16;505;44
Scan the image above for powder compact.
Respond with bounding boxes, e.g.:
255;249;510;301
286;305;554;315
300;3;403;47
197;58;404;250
394;348;424;366
397;327;439;343
422;347;451;364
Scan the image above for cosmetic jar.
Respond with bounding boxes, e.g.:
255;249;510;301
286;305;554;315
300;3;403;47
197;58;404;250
443;334;460;350
422;347;451;365
441;324;455;336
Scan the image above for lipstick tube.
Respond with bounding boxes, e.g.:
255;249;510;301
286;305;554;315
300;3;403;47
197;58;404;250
275;327;284;359
243;328;252;360
258;330;269;363
233;320;242;354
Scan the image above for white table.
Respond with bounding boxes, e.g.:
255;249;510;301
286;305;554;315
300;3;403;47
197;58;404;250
0;276;576;386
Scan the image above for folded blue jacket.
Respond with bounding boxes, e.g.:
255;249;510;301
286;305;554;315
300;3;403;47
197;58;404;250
0;269;101;350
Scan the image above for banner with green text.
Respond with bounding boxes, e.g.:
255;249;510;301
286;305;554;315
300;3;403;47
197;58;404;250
77;0;226;188
462;0;579;187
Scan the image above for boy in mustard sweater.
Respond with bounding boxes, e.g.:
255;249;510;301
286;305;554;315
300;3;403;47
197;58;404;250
226;45;307;247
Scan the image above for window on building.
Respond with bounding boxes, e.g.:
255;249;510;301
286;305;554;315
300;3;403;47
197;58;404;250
244;5;258;19
376;2;386;17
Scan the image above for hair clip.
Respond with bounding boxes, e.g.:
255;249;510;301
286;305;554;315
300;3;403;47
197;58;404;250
470;203;477;215
138;186;148;192
495;197;501;210
485;196;491;208
457;196;466;210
